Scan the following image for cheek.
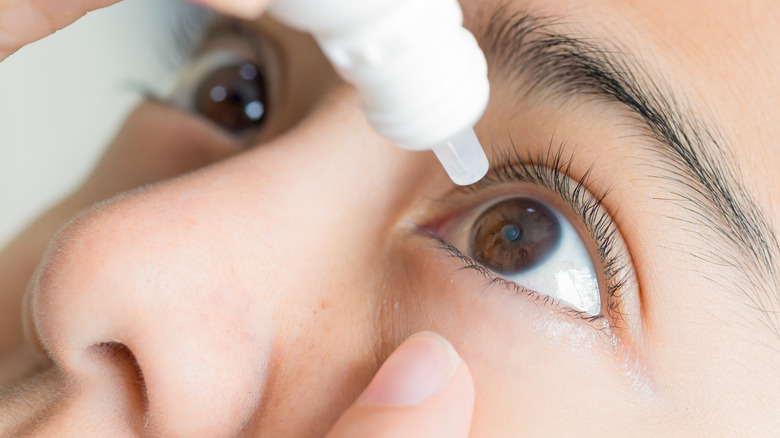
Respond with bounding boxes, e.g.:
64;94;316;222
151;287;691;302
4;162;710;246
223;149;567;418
391;235;647;435
84;101;240;198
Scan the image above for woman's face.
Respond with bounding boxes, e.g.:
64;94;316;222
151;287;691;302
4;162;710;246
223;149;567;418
4;0;780;436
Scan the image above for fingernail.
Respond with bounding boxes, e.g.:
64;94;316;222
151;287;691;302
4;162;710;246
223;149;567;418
358;331;461;406
190;0;267;19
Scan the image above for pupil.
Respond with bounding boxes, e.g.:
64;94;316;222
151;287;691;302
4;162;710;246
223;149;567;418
195;62;268;133
469;198;561;275
501;224;522;242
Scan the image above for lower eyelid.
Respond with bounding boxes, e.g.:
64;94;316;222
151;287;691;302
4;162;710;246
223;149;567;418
409;229;651;389
419;227;608;322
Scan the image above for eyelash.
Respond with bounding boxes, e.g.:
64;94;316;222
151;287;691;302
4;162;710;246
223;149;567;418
119;4;214;101
420;138;632;331
163;4;215;72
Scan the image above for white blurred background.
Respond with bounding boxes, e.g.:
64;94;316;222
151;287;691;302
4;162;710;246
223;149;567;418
0;0;192;246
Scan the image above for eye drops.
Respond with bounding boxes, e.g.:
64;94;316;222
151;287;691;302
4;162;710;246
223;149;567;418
432;128;490;186
269;0;491;185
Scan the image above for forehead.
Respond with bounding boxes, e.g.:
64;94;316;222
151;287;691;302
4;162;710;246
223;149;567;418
464;0;780;228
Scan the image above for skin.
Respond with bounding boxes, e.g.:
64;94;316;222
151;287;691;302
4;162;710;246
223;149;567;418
1;0;780;436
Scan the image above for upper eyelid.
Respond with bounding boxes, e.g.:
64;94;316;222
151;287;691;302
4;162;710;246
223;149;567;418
461;140;586;197
195;18;281;61
196;20;255;54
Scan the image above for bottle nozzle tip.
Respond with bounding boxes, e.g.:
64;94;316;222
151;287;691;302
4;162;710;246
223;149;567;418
432;128;489;186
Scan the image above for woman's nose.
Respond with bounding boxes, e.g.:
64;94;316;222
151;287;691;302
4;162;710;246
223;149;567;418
38;188;286;435
28;88;432;437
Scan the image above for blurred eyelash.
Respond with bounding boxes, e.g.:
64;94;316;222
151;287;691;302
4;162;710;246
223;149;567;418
422;137;631;329
160;3;215;73
119;3;214;100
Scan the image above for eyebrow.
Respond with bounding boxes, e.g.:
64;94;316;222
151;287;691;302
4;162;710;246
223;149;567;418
472;7;780;338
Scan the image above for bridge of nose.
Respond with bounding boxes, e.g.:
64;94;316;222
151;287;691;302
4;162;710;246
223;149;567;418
28;88;439;435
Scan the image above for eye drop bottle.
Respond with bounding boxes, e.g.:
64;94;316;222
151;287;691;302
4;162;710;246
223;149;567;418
269;0;491;185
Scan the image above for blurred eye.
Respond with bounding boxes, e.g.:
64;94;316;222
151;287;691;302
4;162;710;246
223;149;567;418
194;61;267;132
446;195;601;316
169;37;271;134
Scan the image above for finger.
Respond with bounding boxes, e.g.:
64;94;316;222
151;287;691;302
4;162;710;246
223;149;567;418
326;332;475;438
0;0;119;61
0;0;272;62
189;0;271;19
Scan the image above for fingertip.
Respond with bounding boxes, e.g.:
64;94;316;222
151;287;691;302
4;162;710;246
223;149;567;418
188;0;271;19
327;332;475;438
357;331;461;406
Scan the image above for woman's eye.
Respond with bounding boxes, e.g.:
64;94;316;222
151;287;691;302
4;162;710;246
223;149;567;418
447;195;601;316
168;37;271;135
194;62;267;132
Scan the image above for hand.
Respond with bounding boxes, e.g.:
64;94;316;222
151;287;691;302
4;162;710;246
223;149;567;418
326;332;474;438
0;0;270;61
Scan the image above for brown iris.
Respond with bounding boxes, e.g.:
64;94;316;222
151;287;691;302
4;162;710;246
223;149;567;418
470;198;561;274
195;62;267;133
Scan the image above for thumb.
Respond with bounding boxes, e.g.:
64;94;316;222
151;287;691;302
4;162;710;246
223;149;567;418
327;332;475;438
0;0;119;61
190;0;271;19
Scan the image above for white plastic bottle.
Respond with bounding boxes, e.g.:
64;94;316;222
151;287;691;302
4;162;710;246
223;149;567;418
269;0;490;185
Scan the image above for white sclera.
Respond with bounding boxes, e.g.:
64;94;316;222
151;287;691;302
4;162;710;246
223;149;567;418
452;196;602;316
502;204;601;316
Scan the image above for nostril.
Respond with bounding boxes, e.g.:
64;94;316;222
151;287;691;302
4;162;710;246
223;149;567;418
87;342;148;420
